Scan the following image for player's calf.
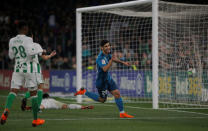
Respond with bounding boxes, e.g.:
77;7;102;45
21;98;27;111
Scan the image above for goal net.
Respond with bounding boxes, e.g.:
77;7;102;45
76;0;208;108
158;1;208;108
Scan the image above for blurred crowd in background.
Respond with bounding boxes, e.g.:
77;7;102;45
0;0;129;70
1;0;208;71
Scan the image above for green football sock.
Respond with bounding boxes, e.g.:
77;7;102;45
37;90;43;107
31;96;39;120
24;91;30;99
5;92;16;109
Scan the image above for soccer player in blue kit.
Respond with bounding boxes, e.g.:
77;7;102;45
75;40;134;118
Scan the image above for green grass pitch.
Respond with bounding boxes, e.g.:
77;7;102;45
0;90;208;131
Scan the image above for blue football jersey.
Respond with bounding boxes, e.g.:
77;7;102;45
96;51;112;82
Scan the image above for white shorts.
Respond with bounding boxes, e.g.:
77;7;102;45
11;72;39;90
36;73;44;84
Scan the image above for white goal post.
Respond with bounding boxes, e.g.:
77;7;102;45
76;0;208;109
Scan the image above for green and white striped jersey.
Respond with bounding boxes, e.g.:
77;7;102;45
9;35;43;73
31;43;43;73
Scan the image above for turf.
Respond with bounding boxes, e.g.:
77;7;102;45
0;90;208;131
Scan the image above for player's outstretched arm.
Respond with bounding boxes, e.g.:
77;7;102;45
41;50;56;60
112;55;131;66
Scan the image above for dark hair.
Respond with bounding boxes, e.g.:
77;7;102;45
27;30;33;37
17;20;28;30
100;40;109;47
43;93;50;99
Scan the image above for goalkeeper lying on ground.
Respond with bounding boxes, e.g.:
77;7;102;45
22;93;94;110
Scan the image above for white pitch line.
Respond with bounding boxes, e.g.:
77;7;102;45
7;116;208;121
95;104;208;116
124;105;208;116
161;109;208;116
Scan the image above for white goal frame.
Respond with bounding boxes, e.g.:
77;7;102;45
76;0;159;109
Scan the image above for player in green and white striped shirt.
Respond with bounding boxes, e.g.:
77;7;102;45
0;21;45;127
21;43;56;112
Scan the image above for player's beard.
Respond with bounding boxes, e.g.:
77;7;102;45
102;49;110;55
105;48;111;54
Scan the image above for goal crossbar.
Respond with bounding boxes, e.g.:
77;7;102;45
76;0;153;13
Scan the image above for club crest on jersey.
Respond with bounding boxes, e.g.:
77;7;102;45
102;59;106;64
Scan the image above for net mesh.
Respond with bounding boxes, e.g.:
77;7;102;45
159;1;208;108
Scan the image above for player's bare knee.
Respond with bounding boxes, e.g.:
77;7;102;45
113;92;121;99
38;83;44;90
10;88;19;94
111;90;121;98
30;90;37;96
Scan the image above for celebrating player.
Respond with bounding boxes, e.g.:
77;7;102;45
74;40;134;118
0;21;45;127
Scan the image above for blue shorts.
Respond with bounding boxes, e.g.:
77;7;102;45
96;79;118;99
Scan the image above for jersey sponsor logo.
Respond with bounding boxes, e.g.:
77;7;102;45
102;59;106;64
